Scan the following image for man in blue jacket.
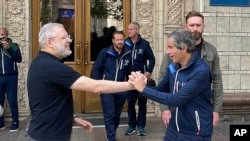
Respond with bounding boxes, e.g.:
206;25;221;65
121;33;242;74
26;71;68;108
129;29;213;141
91;31;131;141
0;28;22;132
124;22;155;136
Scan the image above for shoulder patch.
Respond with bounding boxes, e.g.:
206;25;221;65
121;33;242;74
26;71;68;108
125;40;132;47
168;63;176;74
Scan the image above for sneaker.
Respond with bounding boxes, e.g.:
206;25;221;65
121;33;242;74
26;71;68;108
137;127;146;136
124;127;136;135
10;123;19;132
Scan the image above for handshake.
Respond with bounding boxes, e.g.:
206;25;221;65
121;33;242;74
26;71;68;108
128;71;148;92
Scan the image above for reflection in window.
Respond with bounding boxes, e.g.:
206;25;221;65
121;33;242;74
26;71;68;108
40;0;75;62
90;0;124;61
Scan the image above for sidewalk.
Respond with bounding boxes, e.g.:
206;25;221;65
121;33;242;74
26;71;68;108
0;114;249;141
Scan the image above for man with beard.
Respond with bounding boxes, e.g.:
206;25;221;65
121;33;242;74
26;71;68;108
91;31;131;141
26;23;135;141
158;11;223;128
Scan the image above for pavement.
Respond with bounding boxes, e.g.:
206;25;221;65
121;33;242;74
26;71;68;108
0;113;249;141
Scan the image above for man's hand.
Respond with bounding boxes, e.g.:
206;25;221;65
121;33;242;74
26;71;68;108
128;71;147;92
74;117;93;133
144;72;151;79
1;41;10;49
213;112;220;127
161;110;171;127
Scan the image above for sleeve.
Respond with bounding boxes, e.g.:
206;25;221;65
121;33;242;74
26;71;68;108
211;49;223;112
48;63;81;89
158;55;171;111
142;70;211;107
7;41;22;62
91;49;106;80
145;42;155;73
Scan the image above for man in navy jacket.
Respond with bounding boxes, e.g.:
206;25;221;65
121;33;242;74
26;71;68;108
91;31;131;141
124;22;155;136
0;28;22;132
129;29;213;141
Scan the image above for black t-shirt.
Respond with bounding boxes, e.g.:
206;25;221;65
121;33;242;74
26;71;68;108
27;51;81;141
195;40;202;57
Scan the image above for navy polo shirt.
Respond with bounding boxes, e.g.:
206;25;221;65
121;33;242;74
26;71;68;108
27;51;81;141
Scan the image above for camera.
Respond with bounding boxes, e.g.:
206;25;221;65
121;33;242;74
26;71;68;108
0;35;5;41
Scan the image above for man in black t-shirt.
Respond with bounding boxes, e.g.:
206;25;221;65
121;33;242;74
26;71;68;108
26;23;134;141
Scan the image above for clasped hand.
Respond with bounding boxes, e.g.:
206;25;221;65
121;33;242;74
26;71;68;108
128;71;147;92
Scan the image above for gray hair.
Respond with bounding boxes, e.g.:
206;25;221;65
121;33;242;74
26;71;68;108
167;29;195;53
38;23;64;48
130;22;140;29
0;27;9;35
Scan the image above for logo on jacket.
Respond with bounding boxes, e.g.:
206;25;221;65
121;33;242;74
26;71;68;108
123;60;129;66
169;64;176;74
137;49;143;54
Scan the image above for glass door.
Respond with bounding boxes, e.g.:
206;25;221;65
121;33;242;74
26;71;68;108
31;0;130;113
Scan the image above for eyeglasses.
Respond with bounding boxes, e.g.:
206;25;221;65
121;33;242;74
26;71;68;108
49;35;73;40
61;35;73;40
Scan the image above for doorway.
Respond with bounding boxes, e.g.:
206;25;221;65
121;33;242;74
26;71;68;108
31;0;131;113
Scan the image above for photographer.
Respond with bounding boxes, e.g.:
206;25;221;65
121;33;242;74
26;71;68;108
0;28;22;132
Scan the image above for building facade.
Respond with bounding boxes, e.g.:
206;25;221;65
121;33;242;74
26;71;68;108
1;0;250;121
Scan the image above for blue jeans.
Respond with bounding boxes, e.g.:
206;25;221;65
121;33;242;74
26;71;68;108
126;90;147;128
100;92;127;141
0;75;19;126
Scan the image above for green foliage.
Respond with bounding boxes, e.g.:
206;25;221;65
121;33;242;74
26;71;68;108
91;0;123;21
40;0;52;25
91;0;109;19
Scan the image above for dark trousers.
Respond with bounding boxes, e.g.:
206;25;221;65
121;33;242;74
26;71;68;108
100;92;127;141
26;135;70;141
126;90;147;128
164;127;212;141
0;75;19;126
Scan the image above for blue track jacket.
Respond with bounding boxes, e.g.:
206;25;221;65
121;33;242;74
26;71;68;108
142;52;213;136
91;45;131;82
124;35;155;73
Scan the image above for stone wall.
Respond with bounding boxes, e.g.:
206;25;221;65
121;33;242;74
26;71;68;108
0;0;30;120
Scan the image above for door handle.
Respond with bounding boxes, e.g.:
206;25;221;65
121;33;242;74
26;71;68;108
76;41;81;65
84;41;88;65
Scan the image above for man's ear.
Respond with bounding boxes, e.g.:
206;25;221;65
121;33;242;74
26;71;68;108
46;38;54;48
182;45;188;52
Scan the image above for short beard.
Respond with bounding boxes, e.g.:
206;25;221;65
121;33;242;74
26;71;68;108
193;32;202;41
55;42;72;59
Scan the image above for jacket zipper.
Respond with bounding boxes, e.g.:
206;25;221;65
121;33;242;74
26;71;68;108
173;66;187;132
1;48;5;74
195;110;201;135
115;51;131;81
173;69;180;132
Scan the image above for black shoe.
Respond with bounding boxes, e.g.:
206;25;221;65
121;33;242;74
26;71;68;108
10;122;19;132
